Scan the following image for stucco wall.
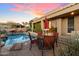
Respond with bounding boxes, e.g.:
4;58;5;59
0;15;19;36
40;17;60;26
50;17;78;35
61;18;68;35
51;18;62;36
57;18;62;36
51;19;57;28
51;18;68;35
57;15;79;35
49;18;62;36
74;15;79;31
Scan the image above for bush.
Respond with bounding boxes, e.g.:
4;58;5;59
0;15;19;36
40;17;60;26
0;30;6;34
33;22;42;32
48;26;57;32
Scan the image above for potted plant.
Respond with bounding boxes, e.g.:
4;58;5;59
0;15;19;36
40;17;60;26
49;26;54;32
43;26;58;49
47;26;57;36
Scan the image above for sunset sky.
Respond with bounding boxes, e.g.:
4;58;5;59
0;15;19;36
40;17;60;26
0;3;69;23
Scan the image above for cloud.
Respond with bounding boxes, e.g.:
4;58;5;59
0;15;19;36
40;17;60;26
0;3;69;23
10;3;25;12
10;3;68;17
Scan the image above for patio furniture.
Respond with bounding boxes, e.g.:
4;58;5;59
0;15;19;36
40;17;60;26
28;32;44;55
37;36;44;56
37;35;54;56
37;32;59;56
0;34;7;48
28;31;58;56
28;32;37;50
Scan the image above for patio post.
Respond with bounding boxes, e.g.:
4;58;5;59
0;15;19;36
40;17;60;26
41;20;44;32
32;23;34;32
57;18;62;36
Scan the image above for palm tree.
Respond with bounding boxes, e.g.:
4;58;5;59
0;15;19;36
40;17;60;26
22;22;30;31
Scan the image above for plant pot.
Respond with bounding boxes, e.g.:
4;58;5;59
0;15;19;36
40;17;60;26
44;35;54;49
44;32;53;36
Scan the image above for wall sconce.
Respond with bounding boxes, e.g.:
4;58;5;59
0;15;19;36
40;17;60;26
71;12;74;15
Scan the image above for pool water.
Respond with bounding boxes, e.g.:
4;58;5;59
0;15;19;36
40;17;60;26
4;33;30;48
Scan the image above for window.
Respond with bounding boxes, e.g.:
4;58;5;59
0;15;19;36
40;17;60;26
68;16;74;33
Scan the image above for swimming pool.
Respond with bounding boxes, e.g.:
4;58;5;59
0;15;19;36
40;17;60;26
4;33;31;48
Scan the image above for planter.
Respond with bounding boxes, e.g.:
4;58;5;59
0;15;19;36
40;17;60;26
44;32;58;48
44;32;53;36
44;35;54;48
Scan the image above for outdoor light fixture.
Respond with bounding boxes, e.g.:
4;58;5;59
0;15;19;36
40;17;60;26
71;12;74;15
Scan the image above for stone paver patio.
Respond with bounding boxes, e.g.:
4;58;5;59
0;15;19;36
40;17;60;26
0;35;72;56
0;41;55;56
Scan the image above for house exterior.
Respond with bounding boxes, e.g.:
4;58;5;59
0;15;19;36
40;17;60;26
30;3;79;36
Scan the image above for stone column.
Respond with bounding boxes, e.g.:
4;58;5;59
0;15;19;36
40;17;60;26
57;18;62;36
49;21;52;28
31;23;34;32
41;20;44;31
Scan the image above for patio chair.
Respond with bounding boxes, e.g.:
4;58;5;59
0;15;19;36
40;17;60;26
28;32;38;50
0;34;7;48
28;32;44;55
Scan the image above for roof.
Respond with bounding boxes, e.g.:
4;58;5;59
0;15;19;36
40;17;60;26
31;3;79;23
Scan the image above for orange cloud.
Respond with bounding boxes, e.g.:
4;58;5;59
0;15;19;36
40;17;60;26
10;3;68;17
32;10;45;17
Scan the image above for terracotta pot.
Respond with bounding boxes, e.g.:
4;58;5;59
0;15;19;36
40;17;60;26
44;36;54;48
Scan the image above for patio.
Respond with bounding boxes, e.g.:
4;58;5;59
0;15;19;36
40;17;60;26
0;35;68;56
0;41;55;56
0;34;79;56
